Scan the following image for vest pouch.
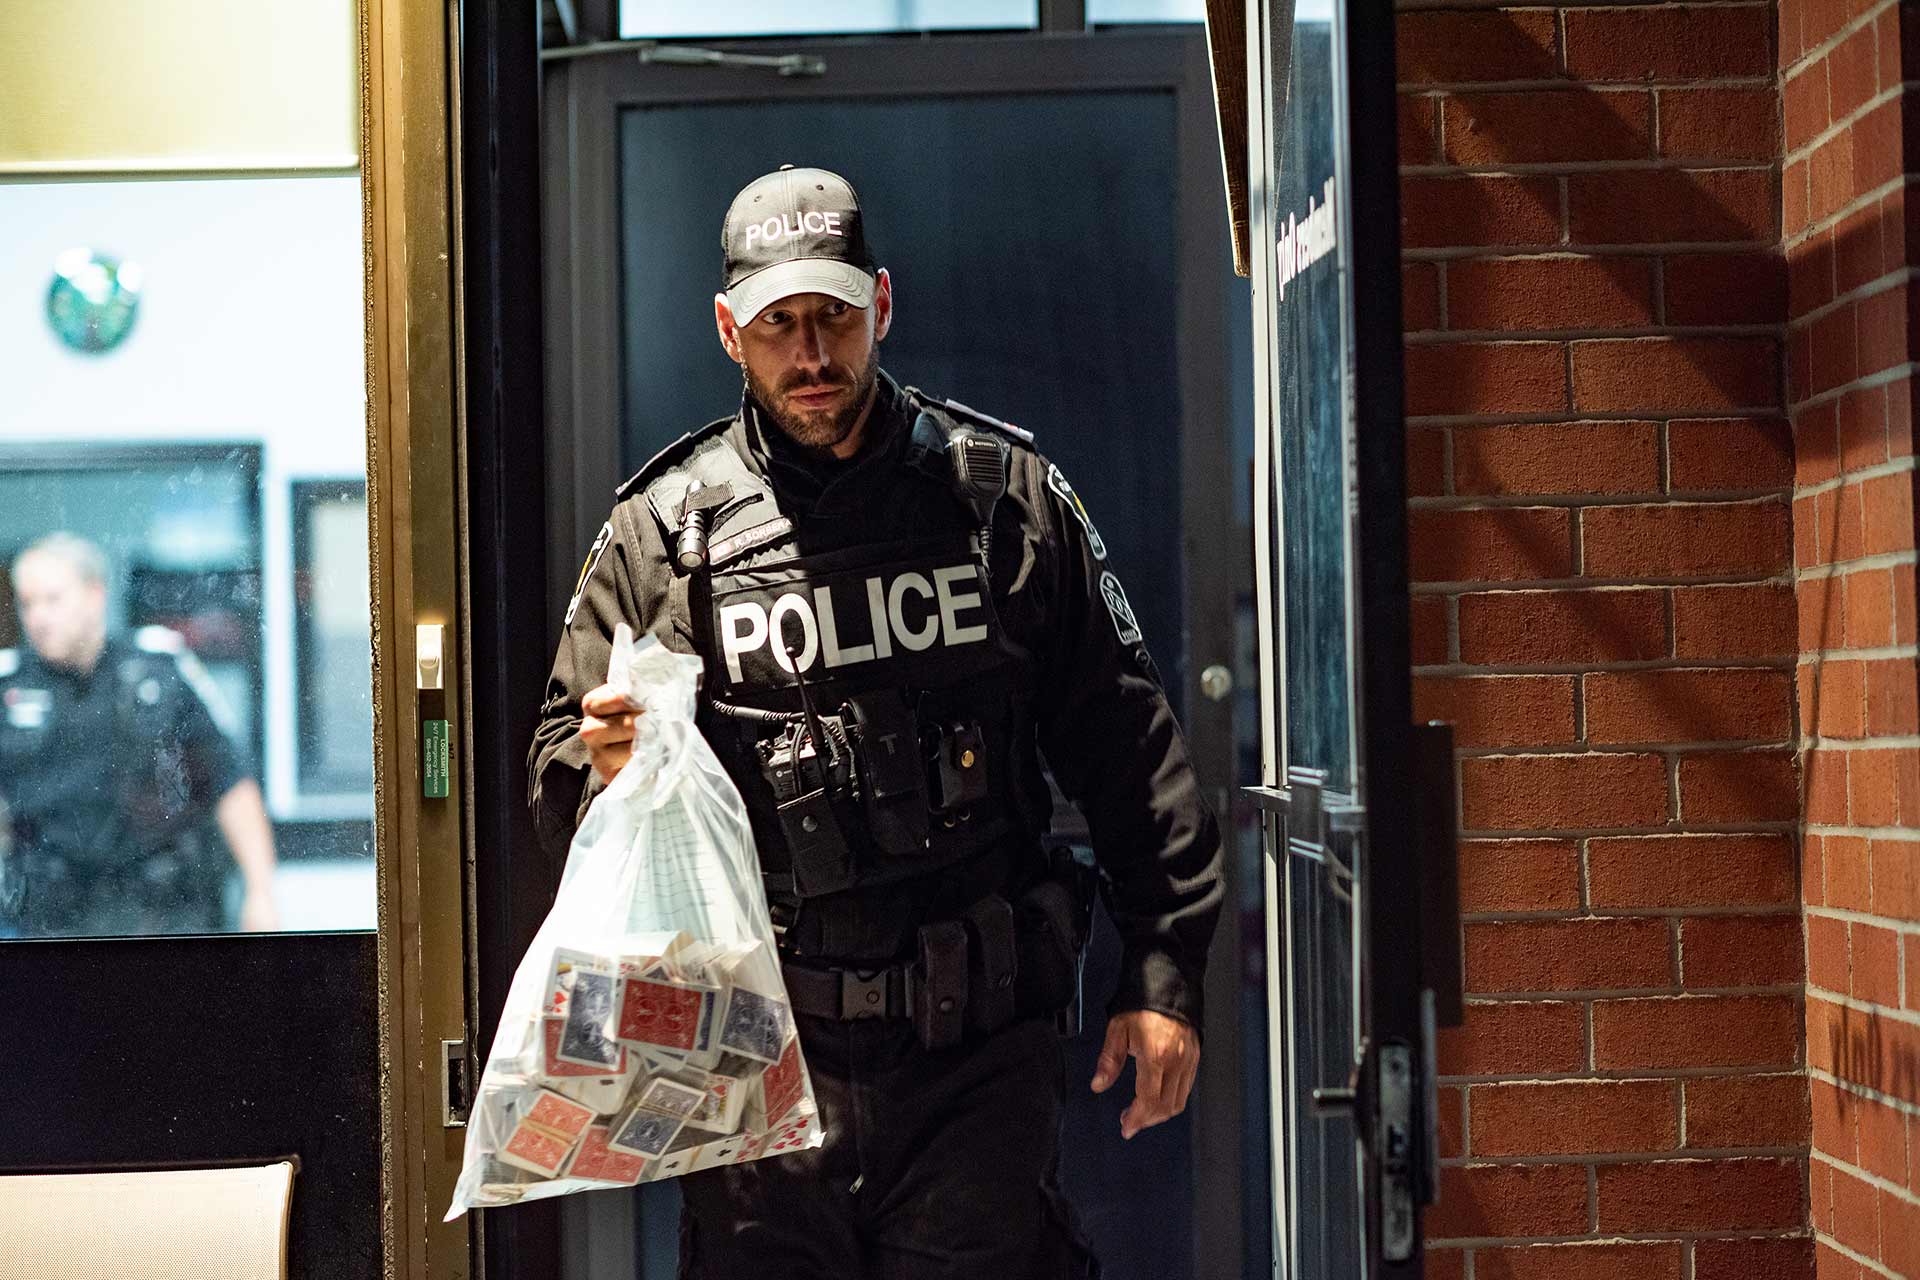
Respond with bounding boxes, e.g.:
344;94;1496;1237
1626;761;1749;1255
929;718;991;813
844;691;931;857
777;789;856;898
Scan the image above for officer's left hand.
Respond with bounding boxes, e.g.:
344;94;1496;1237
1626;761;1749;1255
1090;1010;1200;1139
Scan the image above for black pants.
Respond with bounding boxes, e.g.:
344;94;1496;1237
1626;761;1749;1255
679;1013;1098;1279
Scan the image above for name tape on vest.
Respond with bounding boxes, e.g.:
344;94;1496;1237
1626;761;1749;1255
743;211;843;249
716;560;990;686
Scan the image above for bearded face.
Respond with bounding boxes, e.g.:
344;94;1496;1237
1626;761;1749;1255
743;340;880;453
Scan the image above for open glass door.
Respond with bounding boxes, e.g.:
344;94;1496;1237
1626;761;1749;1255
1245;0;1451;1275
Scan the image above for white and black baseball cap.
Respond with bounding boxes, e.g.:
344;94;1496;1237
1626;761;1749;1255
722;165;876;326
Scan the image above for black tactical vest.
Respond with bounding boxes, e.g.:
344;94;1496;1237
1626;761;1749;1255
633;398;1045;912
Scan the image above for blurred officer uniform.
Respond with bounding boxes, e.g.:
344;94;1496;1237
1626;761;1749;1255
530;168;1221;1279
0;533;279;937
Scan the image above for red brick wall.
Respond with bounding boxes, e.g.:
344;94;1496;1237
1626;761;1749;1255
1783;0;1920;1273
1397;2;1816;1274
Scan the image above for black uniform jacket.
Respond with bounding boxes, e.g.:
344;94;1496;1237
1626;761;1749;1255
528;373;1223;1028
0;631;243;868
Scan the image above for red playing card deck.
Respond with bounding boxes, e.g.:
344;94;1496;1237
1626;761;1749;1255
568;1124;648;1185
525;1088;596;1141
495;1087;598;1178
499;1119;574;1178
760;1037;804;1126
615;976;713;1052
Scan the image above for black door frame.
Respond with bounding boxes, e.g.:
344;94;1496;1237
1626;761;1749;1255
459;0;560;1276
538;27;1247;1280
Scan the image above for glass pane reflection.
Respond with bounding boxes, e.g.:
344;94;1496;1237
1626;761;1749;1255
619;0;1036;39
0;175;374;939
1271;15;1355;792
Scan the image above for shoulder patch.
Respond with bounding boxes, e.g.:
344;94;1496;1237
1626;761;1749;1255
614;417;735;501
1098;570;1143;646
1045;464;1108;561
904;387;1036;447
565;520;615;626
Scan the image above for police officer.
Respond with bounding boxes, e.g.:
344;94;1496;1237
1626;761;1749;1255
529;167;1222;1278
0;532;279;937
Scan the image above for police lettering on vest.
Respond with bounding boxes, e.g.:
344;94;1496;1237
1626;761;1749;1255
743;211;844;249
717;559;989;685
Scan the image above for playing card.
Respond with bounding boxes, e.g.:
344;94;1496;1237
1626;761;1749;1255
665;1123;725;1155
608;1105;685;1158
690;1133;751;1171
498;1118;576;1178
544;947;611;1017
717;987;790;1064
557;964;621;1069
544;1042;642;1114
760;1036;804;1126
541;1017;628;1079
613;930;693;978
616;975;718;1053
644;1148;696;1182
524;1088;595;1141
759;1116;816;1158
633;1075;707;1122
567;1124;648;1185
689;1071;746;1133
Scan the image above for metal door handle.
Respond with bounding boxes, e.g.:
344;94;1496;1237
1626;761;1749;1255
1200;663;1234;701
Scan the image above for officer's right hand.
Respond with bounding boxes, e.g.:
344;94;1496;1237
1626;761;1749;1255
579;684;643;783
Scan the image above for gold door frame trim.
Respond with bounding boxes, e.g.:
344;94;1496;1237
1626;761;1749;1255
362;0;473;1275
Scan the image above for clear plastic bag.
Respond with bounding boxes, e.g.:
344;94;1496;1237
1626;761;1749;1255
447;627;822;1218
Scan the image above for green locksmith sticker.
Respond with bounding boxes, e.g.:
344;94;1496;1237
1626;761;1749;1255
421;688;450;798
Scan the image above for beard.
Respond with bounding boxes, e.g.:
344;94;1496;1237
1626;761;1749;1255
744;345;880;453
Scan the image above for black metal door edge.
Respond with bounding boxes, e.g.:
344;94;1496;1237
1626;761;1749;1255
1341;0;1420;1268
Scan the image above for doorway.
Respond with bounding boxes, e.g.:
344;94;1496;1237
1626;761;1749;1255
537;25;1259;1280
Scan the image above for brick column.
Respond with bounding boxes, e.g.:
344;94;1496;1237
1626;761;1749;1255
1397;3;1814;1274
1784;0;1920;1274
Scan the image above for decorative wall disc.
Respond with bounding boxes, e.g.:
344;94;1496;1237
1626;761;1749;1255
46;248;143;353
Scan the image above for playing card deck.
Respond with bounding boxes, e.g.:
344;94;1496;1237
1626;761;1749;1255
463;939;818;1208
567;1124;648;1185
496;1088;597;1178
608;1105;684;1159
717;987;791;1064
615;974;718;1054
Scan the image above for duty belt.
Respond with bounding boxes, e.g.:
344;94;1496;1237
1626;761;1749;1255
779;896;1028;1050
781;957;917;1021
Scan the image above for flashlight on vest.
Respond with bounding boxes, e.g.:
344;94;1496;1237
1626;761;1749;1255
947;431;1009;561
675;479;734;572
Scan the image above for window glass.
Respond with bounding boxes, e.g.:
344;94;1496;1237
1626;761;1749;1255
1088;0;1207;23
619;0;1036;39
0;175;374;938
